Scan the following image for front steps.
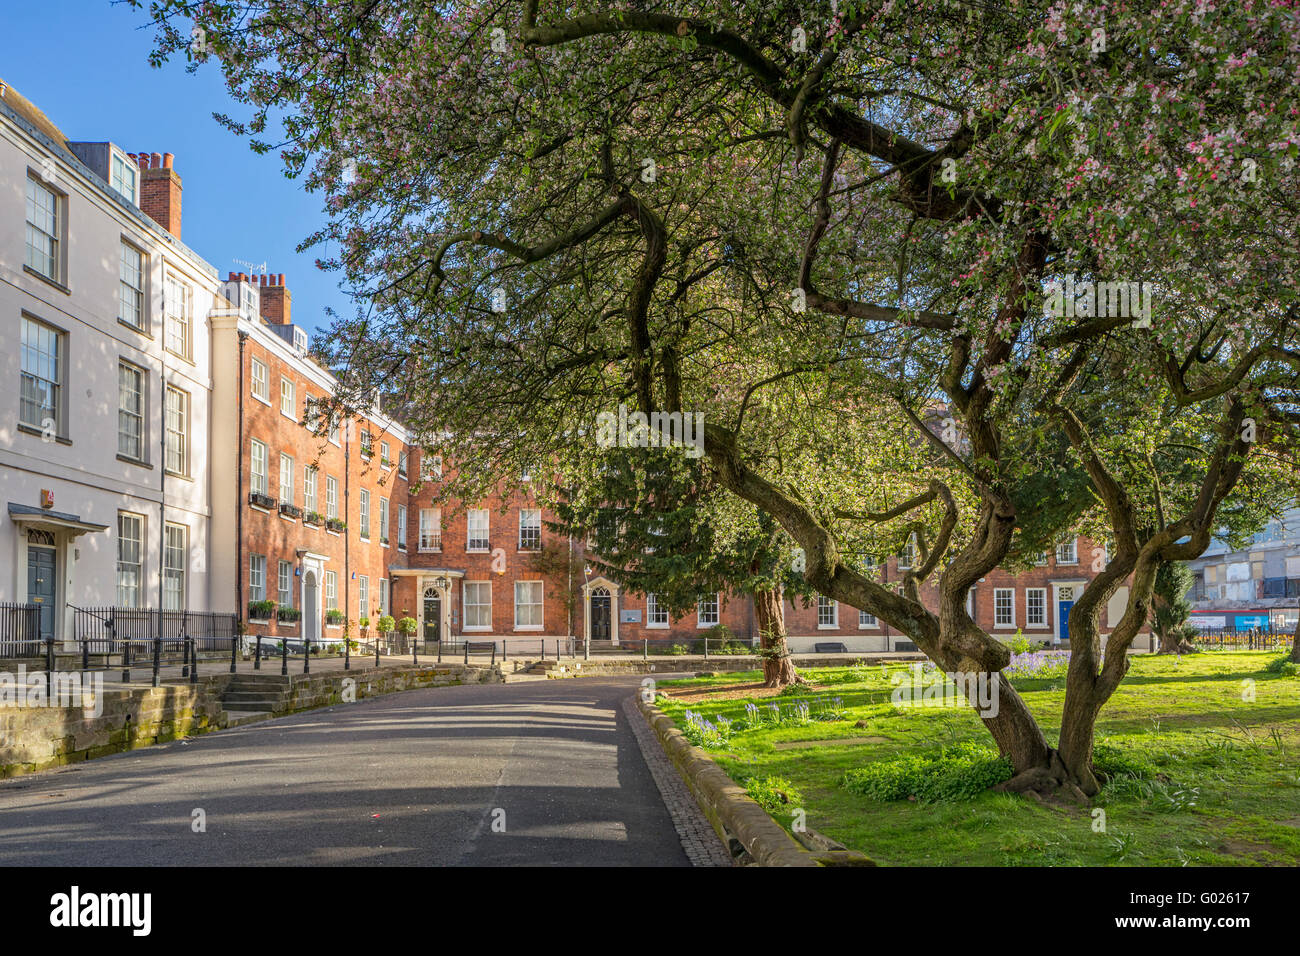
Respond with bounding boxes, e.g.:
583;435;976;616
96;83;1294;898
220;673;291;713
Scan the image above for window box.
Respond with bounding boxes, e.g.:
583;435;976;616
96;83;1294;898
326;517;347;533
279;502;302;519
380;535;390;546
303;511;324;527
248;599;277;621
325;609;346;626
249;491;277;510
277;606;301;623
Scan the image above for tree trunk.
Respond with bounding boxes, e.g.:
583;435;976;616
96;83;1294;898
753;586;802;688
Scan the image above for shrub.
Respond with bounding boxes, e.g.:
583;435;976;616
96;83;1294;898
325;609;345;625
397;616;418;634
1006;630;1035;655
376;615;396;634
841;742;1013;802
1092;742;1158;781
667;643;690;655
744;775;803;815
1265;653;1299;676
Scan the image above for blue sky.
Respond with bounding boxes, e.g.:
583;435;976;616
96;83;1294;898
2;0;345;336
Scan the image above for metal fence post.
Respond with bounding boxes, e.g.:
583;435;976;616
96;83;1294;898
81;632;89;672
230;618;238;673
189;635;198;684
643;638;648;660
345;631;351;671
584;637;589;661
375;635;380;667
255;634;262;670
45;636;55;700
304;635;311;674
703;636;709;659
281;637;288;676
151;633;162;688
464;641;469;665
412;633;419;668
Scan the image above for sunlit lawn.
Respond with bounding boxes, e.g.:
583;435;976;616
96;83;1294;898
655;651;1300;865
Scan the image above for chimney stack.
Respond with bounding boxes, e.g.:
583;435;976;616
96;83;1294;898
138;149;182;238
260;271;291;325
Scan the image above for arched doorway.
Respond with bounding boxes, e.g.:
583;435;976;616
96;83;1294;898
590;586;611;641
302;570;319;644
423;587;442;644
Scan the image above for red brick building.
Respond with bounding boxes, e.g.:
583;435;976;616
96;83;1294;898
207;274;1144;654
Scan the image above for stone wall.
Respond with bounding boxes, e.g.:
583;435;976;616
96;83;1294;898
1;662;502;778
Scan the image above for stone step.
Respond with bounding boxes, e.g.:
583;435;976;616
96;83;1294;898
221;690;288;702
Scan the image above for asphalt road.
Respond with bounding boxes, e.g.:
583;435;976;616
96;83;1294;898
0;677;694;866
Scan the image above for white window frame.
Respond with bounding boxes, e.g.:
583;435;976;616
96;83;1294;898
250;439;268;496
303;465;318;515
697;593;720;628
994;588;1016;628
25;175;61;282
20;315;63;435
249;553;266;603
463;581;492;631
818;596;839;628
858;608;877;629
1026;587;1048;628
278;559;292;607
1056;538;1078;565
519;508;542;551
280;376;296;419
111;149;138;204
898;535;916;570
359;489;371;540
119;241;146;331
325;570;338;613
164;384;189;477
326;476;339;520
646;593;669;628
467;509;490;552
117;360;146;461
514;580;544;630
397;504;407;551
380;440;391;469
379;497;390;545
163;522;187;611
164;274;192;360
358;575;369;617
279;453;294;505
419;508;442;551
250;357;270;404
116;512;144;608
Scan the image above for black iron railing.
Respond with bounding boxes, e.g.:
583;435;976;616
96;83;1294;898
0;601;42;658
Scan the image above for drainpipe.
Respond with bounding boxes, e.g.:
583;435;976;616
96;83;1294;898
344;422;350;642
567;533;573;639
236;331;247;627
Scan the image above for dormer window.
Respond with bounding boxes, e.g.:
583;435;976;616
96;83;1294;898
110;148;137;205
293;327;309;354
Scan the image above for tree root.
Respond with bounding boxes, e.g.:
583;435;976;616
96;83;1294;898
992;751;1094;807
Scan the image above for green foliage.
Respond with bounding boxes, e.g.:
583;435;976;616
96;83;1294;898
841;742;1013;803
375;615;396;634
1152;561;1200;649
744;776;803;816
1006;630;1034;655
1265;654;1299;677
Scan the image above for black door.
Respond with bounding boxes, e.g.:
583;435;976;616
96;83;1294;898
423;594;441;643
590;590;611;641
27;545;56;641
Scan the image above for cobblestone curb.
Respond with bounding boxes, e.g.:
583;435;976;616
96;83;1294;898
621;696;733;867
636;695;875;867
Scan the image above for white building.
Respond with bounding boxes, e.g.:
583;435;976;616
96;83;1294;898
0;79;229;645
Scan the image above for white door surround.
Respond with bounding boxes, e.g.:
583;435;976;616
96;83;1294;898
582;576;620;645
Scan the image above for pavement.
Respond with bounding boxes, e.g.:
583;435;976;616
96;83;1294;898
0;674;732;867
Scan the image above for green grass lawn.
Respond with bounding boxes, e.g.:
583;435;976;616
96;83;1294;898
655;651;1300;865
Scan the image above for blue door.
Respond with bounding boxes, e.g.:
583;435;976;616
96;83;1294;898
1058;600;1073;644
27;545;56;641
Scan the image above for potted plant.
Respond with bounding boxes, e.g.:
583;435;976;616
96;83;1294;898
376;615;396;655
325;609;345;626
248;599;277;621
304;510;325;526
277;605;302;622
